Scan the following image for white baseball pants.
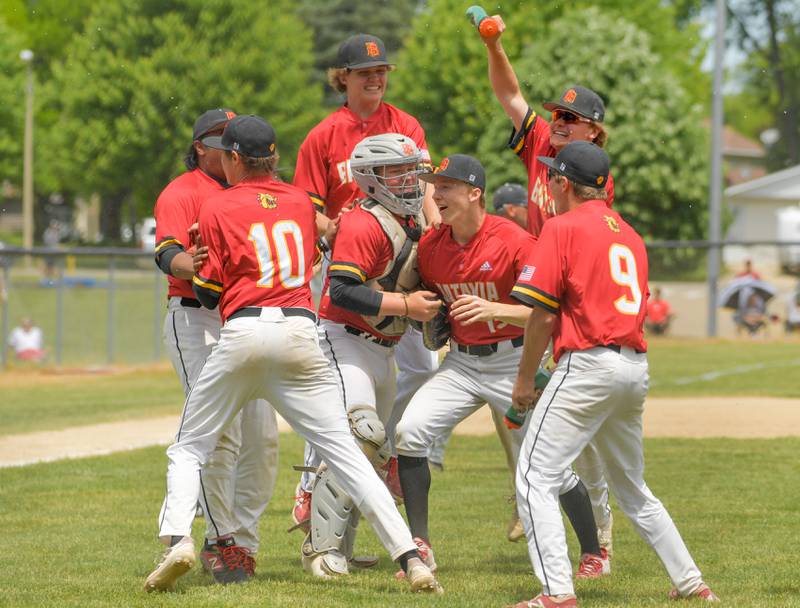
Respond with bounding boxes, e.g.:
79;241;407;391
516;346;704;596
162;297;278;554
158;309;417;559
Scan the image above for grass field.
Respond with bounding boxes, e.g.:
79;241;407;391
2;432;799;607
2;338;799;438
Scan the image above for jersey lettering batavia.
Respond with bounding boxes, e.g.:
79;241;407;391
154;169;226;298
318;204;399;341
508;108;615;237
293;102;431;219
193;176;317;321
511;200;648;362
418;214;537;345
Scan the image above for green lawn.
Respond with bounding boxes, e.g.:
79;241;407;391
1;433;797;607
2;338;799;438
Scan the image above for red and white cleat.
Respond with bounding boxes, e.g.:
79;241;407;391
575;548;610;579
510;593;578;607
669;583;720;602
395;536;437;580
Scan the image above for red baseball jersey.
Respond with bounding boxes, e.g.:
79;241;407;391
509;108;615;237
318;205;400;341
418;214;537;345
293;102;431;219
154;169;226;298
193;176;317;322
511;200;648;362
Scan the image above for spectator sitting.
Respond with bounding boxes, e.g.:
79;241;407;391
8;317;46;362
491;182;528;229
646;287;673;335
735;291;767;337
735;259;762;280
786;289;800;334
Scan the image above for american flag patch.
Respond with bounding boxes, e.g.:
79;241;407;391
519;265;535;281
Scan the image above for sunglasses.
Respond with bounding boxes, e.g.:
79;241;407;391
551;109;592;124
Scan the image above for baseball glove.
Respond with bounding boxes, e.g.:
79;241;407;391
421;303;450;351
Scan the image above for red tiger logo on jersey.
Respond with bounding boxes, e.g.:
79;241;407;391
365;42;380;57
258;193;277;209
563;89;577;103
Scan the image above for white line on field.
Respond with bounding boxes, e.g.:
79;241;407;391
652;358;800;386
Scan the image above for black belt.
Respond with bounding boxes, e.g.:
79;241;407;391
455;335;524;357
180;297;202;308
599;344;646;354
228;307;317;323
344;325;396;348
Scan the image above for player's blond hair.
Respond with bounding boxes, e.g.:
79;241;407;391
226;151;281;176
572;182;608;200
591;122;609;148
327;65;396;93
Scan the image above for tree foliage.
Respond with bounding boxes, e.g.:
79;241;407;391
474;9;709;246
43;0;323;239
0;18;26;185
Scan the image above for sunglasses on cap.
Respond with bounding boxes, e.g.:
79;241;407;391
551;109;592;124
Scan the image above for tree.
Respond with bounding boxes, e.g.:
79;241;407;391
476;8;709;250
390;0;709;162
0;18;26;187
44;0;323;241
296;0;422;106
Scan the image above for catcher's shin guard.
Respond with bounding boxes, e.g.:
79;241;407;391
301;465;359;578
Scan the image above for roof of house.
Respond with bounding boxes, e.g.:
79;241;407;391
725;163;800;200
723;125;766;158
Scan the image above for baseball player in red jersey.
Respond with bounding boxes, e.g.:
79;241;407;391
510;142;718;607
478;16;614;238
478;17;617;559
153;108;278;583
298;133;443;578
394;154;606;578
145;116;441;595
291;33;441;521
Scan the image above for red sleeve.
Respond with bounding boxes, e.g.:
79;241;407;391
605;173;615;207
293;130;329;213
192;205;225;298
508;108;551;168
328;209;391;283
510;221;562;314
154;181;194;253
512;231;539;280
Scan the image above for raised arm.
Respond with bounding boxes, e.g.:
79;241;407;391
482;16;529;132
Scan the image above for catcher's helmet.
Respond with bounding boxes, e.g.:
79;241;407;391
350;134;425;216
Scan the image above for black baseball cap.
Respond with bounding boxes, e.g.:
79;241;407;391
420;154;486;191
543;86;605;123
192;108;236;140
492;183;528;210
337;34;393;70
203;115;277;158
537;141;609;188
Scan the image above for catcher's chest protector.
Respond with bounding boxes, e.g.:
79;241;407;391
360;200;426;337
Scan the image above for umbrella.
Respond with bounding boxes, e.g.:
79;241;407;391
718;276;777;310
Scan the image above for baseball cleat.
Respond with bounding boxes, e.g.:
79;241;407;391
406;560;444;594
510;594;578;607
144;537;196;592
669;583;720;602
597;511;613;556
575;548;610;579
507;498;525;543
395;536;437;580
200;537;250;585
291;483;312;533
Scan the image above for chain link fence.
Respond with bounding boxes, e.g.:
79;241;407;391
0;242;798;369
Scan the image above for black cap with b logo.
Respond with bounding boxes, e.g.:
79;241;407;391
543;85;605;123
203;115;277;158
192;108;236;141
537;141;609;188
336;34;393;70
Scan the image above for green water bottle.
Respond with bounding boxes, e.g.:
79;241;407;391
504;367;553;429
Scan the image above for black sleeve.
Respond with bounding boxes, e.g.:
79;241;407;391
329;275;383;316
192;277;220;310
507;107;537;158
154;236;184;276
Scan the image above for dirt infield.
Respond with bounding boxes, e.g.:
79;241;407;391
1;397;798;468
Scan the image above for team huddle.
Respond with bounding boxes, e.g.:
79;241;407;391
145;18;718;608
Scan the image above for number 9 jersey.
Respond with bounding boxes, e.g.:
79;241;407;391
511;199;648;362
193;176;317;321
